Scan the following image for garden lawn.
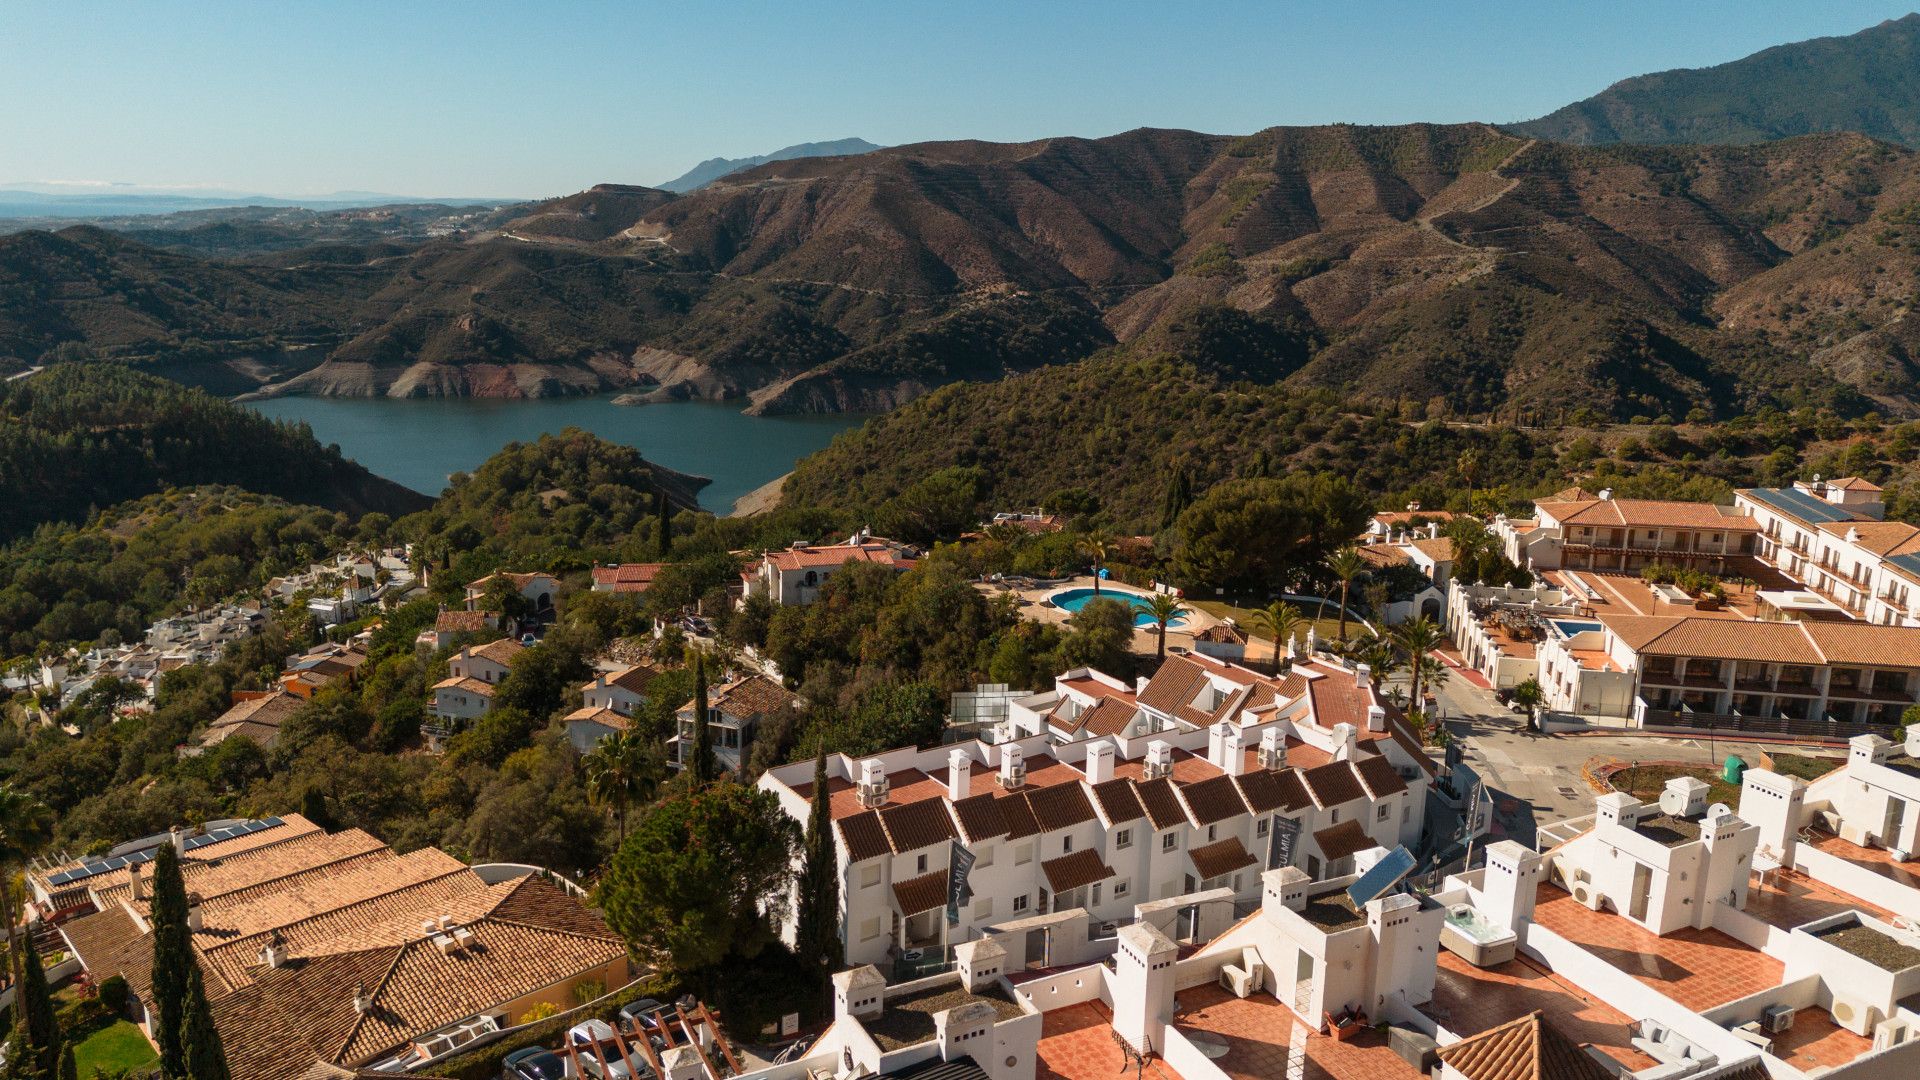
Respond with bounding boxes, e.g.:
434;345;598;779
72;1020;158;1078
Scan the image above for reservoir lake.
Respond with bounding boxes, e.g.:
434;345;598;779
245;395;864;511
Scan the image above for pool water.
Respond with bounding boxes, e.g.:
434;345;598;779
1444;906;1510;944
1551;619;1603;638
1050;587;1188;628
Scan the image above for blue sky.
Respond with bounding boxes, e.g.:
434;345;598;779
3;1;1913;199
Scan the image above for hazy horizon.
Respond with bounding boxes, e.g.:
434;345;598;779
5;0;1914;201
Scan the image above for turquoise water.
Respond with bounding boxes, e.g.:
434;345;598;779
245;395;863;511
1051;587;1187;628
1551;619;1603;637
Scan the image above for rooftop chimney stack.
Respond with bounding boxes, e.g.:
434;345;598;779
947;748;970;801
1221;726;1246;777
1258;728;1286;770
1355;663;1371;689
857;759;890;808
1083;740;1114;785
353;983;371;1014
999;744;1026;790
170;826;187;854
129;861;145;902
1332;722;1358;762
1367;704;1387;733
1208;722;1231;768
186;893;204;932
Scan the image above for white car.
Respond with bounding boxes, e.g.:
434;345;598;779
567;1020;648;1080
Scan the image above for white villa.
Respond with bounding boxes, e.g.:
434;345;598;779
429;638;525;724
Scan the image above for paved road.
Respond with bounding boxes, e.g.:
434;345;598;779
1422;661;1835;851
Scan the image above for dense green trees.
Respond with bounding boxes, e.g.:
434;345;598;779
1171;474;1371;595
149;844;191;1077
596;783;799;975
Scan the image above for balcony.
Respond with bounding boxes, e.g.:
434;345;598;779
1641;707;1889;742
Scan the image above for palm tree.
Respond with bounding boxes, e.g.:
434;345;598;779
0;785;53;1020
1076;534;1111;595
1512;676;1545;733
1390;617;1446;714
1142;593;1189;660
1325;548;1368;641
1248;602;1307;672
584;730;650;844
1457;448;1481;505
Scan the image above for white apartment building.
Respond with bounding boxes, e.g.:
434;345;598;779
1737;478;1920;627
1493;487;1758;574
756;652;1433;970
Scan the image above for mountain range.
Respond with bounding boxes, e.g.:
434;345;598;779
656;138;883;193
4;18;1920;424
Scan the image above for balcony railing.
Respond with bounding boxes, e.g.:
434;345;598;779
1641;708;1887;742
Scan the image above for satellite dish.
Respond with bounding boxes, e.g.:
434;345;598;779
1658;788;1690;817
1707;803;1733;821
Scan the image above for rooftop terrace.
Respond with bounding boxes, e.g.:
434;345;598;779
866;983;1026;1052
1531;885;1782;1010
1172;983;1419;1080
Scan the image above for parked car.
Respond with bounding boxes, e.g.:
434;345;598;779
617;998;668;1038
503;1047;566;1080
567;1020;648;1080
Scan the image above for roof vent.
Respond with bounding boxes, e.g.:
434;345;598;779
353;983;372;1014
857;759;890;808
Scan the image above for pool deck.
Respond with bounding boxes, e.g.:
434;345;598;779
980;575;1228;657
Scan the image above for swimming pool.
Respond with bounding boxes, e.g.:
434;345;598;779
1551;619;1603;638
1049;587;1188;628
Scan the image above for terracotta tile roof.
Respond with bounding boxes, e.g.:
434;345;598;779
431;675;495;696
433;610;493;634
1435;1011;1614;1080
1814;520;1920;556
951;793;1011;843
836;811;891;862
1357;545;1413;569
996;794;1042;840
466;571;554;590
891;870;949;916
591;563;666;591
1136;655;1212;716
468;638;526;668
1353;756;1408;799
1022;783;1097;832
1300;761;1366;809
1232;769;1310;814
1605;614;1920;668
1800;622;1920;669
1192;624;1246;645
1089;778;1146;825
1176;775;1249;826
1313;819;1375;862
605;664;661;696
709;674;798;717
94;829;392;911
562;706;631;732
1828;477;1882;492
196;847;471;943
1543;498;1756;532
58;903;156;1001
1060;697;1139;738
1409;537;1455;563
764;543;903;572
1188;837;1258;881
1133;778;1186;830
1041;850;1115;894
878;798;957;854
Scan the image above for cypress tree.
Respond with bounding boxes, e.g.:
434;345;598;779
654;489;673;559
298;785;335;832
149;844;191;1079
689;654;713;783
180;963;229;1080
57;1043;76;1080
795;748;842;979
20;934;60;1077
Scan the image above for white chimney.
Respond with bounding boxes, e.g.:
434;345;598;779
170;826;187;854
999;744;1026;790
1429;522;1440;539
1084;740;1114;785
1355;663;1371;688
1258;728;1287;770
857;759;890;808
1367;705;1387;733
1332;722;1358;762
353;983;372;1014
947;748;970;801
1144;740;1173;780
260;932;286;969
1221;727;1246;777
186;894;204;932
1208;722;1232;768
129;861;145;901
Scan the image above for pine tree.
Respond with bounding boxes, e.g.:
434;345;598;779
149;844;191;1078
1161;467;1193;531
654;489;673;559
794;748;842;981
689;653;713;783
181;963;230;1080
20;934;60;1077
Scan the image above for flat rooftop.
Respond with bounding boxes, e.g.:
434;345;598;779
1297;891;1368;932
1531;885;1782;1010
1809;919;1920;972
1422;951;1656;1074
1809;833;1920;891
1631;812;1702;848
1035;1002;1185;1080
1173;983;1420;1080
867;983;1025;1052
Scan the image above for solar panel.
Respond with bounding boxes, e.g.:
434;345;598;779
104;856;128;870
1346;845;1417;909
1890;553;1920;578
1746;487;1854;526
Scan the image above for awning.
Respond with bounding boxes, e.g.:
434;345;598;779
1313;819;1375;862
1040;849;1116;894
1189;837;1258;881
891;869;949;916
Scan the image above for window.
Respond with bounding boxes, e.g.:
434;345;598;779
1063;835;1074;854
916;854;928;874
1115;828;1133;850
1402;805;1411;824
976;844;995;868
1306;855;1321;877
1206;825;1217;842
1012;894;1029;913
1016;843;1034;866
1377;803;1391;821
860;917;881;941
975;897;994;919
1329;809;1340;824
1256;817;1270;838
860;864;881;888
1113;878;1130;899
1162;832;1178;852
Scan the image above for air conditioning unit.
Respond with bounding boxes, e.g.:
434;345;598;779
1573;885;1604;911
1763;1005;1796;1034
998;762;1026;789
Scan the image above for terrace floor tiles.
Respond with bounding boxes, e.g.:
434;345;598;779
1532;886;1783;1010
1423;951;1658;1074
